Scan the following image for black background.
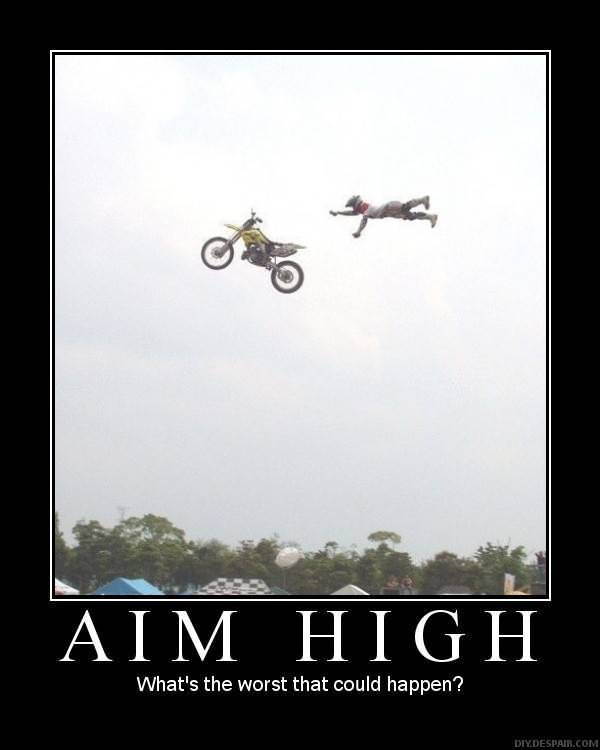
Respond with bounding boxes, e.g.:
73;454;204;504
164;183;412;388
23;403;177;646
44;50;588;744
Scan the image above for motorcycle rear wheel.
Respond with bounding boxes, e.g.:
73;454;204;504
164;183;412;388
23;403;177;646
271;261;304;294
201;237;234;269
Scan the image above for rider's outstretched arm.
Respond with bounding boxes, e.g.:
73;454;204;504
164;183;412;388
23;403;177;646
353;216;368;238
329;209;357;216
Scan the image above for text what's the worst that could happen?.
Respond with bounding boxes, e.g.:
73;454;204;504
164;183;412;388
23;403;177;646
136;674;465;695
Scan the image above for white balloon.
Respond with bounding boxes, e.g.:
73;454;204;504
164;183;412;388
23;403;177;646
275;547;302;568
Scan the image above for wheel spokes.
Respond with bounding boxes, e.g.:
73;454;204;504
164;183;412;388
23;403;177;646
278;270;294;284
205;242;231;267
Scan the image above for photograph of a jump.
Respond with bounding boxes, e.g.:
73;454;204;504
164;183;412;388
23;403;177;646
53;53;546;602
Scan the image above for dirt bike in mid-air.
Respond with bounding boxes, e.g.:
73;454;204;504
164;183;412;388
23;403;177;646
201;210;305;294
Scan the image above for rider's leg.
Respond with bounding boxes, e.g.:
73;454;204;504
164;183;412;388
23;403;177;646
402;196;430;211
403;211;438;227
380;200;429;219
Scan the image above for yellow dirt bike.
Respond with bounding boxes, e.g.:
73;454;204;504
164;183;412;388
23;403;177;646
201;210;305;294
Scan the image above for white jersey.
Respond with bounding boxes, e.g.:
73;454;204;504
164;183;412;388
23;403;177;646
363;201;407;219
364;203;387;218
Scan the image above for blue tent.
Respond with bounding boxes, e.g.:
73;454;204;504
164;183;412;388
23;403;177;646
93;578;164;595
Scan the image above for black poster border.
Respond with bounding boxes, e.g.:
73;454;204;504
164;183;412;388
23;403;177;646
47;50;566;742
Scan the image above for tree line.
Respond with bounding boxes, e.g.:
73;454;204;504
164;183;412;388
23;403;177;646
54;513;539;595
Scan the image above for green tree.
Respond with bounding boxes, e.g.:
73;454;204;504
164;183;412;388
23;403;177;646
354;531;413;593
224;538;282;582
419;551;481;594
286;545;356;594
474;543;529;594
67;520;120;593
367;530;402;547
114;514;191;592
59;511;535;598
192;538;236;588
54;512;70;580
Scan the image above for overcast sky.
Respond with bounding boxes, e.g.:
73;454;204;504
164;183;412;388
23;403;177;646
54;54;546;562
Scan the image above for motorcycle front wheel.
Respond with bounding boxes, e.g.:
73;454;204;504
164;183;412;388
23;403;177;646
201;237;234;269
271;261;304;294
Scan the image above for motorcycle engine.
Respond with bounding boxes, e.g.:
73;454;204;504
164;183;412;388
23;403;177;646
246;244;268;266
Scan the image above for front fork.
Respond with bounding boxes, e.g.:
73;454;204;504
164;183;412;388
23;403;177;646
267;259;294;282
214;231;241;258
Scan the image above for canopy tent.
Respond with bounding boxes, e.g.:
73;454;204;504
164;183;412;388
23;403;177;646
331;584;369;596
93;578;164;595
197;578;271;595
55;578;79;595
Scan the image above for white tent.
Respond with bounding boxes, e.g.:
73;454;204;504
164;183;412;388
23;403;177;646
55;578;79;595
331;584;369;596
197;578;271;595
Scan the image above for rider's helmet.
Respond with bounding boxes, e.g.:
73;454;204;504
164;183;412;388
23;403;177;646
345;195;361;210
